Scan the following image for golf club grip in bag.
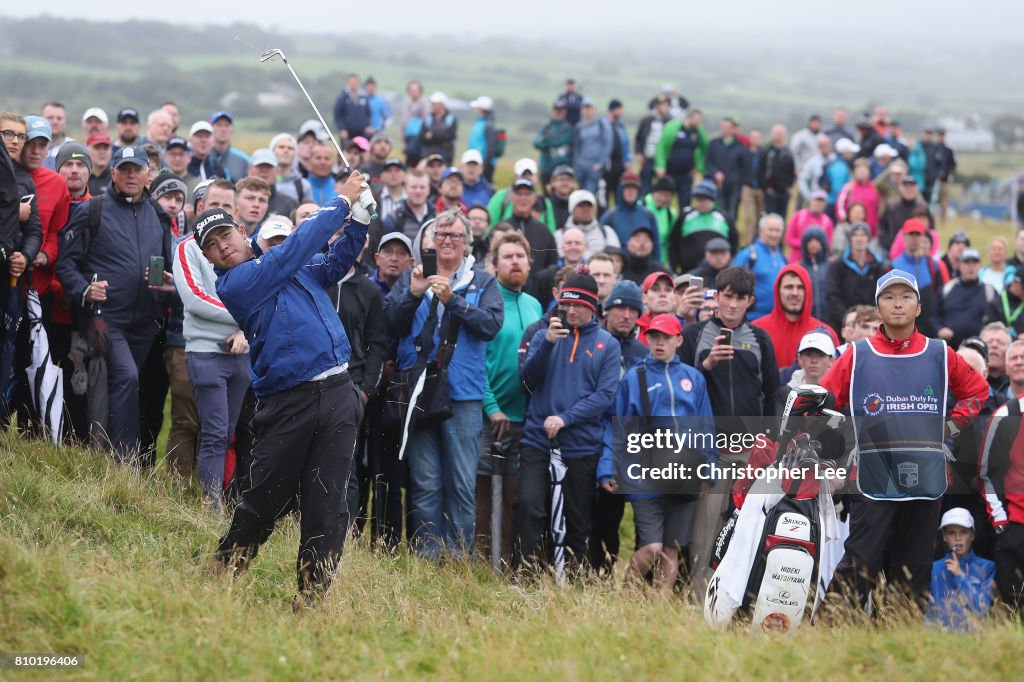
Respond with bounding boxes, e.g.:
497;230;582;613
744;495;820;633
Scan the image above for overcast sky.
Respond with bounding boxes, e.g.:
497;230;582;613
6;0;1023;41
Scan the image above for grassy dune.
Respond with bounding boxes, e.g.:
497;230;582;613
3;435;1024;680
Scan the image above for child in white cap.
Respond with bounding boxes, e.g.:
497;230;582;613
927;507;995;630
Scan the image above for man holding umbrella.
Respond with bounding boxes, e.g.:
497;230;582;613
207;171;374;607
517;270;621;574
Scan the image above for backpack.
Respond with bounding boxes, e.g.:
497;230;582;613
493;129;507;158
85;194;171;238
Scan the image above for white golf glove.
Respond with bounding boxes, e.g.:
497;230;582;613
349;188;377;225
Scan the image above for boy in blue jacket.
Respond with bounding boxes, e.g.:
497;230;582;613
598;314;717;592
928;507;996;630
517;272;621;572
208;171;374;607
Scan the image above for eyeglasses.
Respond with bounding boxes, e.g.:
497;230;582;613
0;130;28;143
434;231;465;242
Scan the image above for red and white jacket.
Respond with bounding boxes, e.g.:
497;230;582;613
979;394;1024;529
172;235;242;353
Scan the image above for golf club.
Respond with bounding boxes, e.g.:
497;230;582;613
260;48;350;167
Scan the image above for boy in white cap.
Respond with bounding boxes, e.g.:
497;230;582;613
927;507;995;630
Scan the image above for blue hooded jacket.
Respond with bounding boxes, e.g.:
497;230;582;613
598;354;717;494
600;186;659;257
522;318;621;458
926;550;995;630
214;196;366;397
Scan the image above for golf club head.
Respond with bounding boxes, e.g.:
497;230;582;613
778;384;831;439
259;48;286;63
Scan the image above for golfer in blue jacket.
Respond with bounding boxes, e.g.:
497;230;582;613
204;171;373;607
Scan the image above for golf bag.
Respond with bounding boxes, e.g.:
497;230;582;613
704;385;845;634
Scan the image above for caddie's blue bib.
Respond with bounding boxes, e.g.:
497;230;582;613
849;337;948;500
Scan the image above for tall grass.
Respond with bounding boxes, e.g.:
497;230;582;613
2;435;1023;679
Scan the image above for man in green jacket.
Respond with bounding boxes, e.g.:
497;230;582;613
487;158;556;231
477;230;543;564
655;108;707;211
643;176;678;265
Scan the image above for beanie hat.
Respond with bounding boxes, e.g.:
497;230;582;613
652;176;676;194
605;281;643;313
559;272;600;311
149;170;188;201
55;141;93;173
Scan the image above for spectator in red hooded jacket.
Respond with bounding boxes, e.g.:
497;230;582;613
752;263;839;370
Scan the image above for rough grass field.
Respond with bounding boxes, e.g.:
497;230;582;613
3;436;1024;680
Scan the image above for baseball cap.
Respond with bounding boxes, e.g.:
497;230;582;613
901;218;927;236
939;507;974;530
960;336;989;364
194;208;239;249
442;166;464;182
810;189;829;201
55;142;93;173
514;158;538;176
250;148;277;167
512;178;534;192
258;215;294;242
873;143;898;159
82;107;108;125
581;97;596;108
568;189;596;212
705;237;731;252
960;248;981;262
552;98;568;110
948;230;970;247
424;153;446;166
149;171;187;200
298;119;329;141
875;269;920;303
25;116;52;142
117;107;140;123
111;145;148;169
647;313;682;337
378;232;413;254
641;271;674;293
351;136;370;152
469;96;493;111
605;281;643;313
210;110;233;124
552;164;575;178
189;121;213;137
165;136;189;151
383;157;405;170
86;132;112;147
798;331;836;357
428;91;448;105
460;149;483;165
835;138;860;155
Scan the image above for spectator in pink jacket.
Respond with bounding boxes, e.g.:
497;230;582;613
836;158;881;235
786;189;834;262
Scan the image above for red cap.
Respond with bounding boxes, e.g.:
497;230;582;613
901;218;927;235
86;132;111;146
647;313;682;337
641;271;673;293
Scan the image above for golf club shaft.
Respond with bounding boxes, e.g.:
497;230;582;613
281;58;352;168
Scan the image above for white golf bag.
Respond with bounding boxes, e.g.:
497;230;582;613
705;478;841;633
